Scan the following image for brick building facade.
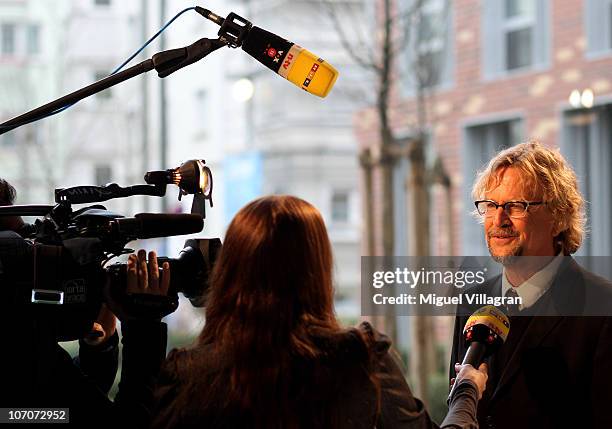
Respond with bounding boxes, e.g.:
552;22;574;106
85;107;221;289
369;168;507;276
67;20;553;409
355;0;612;258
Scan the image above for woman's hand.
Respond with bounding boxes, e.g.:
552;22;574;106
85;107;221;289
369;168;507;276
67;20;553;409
452;362;488;400
127;249;170;295
105;249;171;322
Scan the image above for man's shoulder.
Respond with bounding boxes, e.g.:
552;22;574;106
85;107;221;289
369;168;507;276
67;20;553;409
577;263;612;290
554;257;612;316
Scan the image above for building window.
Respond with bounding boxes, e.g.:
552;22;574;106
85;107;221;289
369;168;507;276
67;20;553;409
94;71;111;99
585;0;612;56
402;0;453;93
562;106;612;257
506;27;532;70
1;23;16;56
462;118;522;255
482;0;549;77
505;0;534;18
504;0;535;70
416;0;450;87
1;132;15;147
331;190;350;224
94;165;112;186
26;24;40;55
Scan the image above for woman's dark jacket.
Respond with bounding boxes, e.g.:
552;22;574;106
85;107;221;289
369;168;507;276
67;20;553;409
151;322;478;428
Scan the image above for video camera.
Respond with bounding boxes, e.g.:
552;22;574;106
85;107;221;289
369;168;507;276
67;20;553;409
0;160;221;341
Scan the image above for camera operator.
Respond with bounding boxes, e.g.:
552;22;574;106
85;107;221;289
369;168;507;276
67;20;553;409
1;178;119;403
0;178;172;428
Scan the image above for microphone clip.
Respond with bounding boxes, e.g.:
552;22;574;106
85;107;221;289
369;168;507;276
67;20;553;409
217;12;252;48
152;37;227;78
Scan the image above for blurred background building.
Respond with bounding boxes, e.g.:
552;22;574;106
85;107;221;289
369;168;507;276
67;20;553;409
357;0;612;260
1;0;612;421
222;0;367;321
0;0;69;203
0;0;365;331
352;0;612;416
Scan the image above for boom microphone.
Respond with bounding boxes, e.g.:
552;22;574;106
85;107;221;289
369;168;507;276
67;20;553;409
196;8;339;98
114;213;204;239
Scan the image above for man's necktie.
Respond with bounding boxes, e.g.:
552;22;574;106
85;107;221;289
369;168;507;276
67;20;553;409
504;287;521;316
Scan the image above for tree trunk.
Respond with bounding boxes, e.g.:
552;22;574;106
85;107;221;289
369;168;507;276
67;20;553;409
407;139;432;403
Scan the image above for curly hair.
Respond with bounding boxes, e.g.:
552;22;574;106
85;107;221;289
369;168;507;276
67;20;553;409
472;141;586;254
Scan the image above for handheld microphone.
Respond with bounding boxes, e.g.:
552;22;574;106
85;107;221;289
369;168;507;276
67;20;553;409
196;8;339;98
114;213;204;239
448;305;510;401
461;305;510;367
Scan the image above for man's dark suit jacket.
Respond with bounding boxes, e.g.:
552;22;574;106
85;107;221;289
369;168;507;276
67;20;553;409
450;257;612;429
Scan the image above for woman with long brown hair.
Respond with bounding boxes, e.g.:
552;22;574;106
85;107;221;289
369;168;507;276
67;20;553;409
152;195;486;428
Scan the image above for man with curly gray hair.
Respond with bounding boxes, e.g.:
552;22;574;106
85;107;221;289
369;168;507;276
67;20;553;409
450;141;612;429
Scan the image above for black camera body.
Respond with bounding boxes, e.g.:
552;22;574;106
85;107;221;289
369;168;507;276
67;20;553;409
0;162;219;341
0;231;107;341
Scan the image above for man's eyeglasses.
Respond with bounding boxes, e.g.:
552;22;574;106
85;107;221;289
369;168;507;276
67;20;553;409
474;200;545;218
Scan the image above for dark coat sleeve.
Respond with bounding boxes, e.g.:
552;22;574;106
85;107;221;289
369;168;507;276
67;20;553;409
375;349;437;429
440;380;479;429
375;350;479;429
113;320;168;428
367;320;478;429
73;330;120;394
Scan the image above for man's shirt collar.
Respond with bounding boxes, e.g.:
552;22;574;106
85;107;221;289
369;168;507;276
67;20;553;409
501;252;564;311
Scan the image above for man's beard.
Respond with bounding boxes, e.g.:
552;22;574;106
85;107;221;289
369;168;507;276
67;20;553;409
487;229;522;266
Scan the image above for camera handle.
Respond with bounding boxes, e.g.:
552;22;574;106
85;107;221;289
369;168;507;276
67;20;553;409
55;183;167;205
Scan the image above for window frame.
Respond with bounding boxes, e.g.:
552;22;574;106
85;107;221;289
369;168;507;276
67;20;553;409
1;23;17;56
585;0;612;59
26;24;40;56
331;189;351;225
502;4;536;71
560;99;612;257
400;0;454;96
481;0;550;80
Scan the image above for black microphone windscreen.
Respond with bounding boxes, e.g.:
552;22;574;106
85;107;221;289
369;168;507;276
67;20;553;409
242;26;293;73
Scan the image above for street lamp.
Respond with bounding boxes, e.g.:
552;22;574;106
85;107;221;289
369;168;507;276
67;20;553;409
232;78;254;102
569;88;594;108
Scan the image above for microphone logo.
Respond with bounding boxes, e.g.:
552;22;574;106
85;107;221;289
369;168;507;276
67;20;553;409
264;45;285;63
265;47;277;58
303;62;321;88
282;52;295;70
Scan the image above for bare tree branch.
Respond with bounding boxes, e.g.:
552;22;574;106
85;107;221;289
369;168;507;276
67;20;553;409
391;0;425;56
342;0;378;62
319;0;382;73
